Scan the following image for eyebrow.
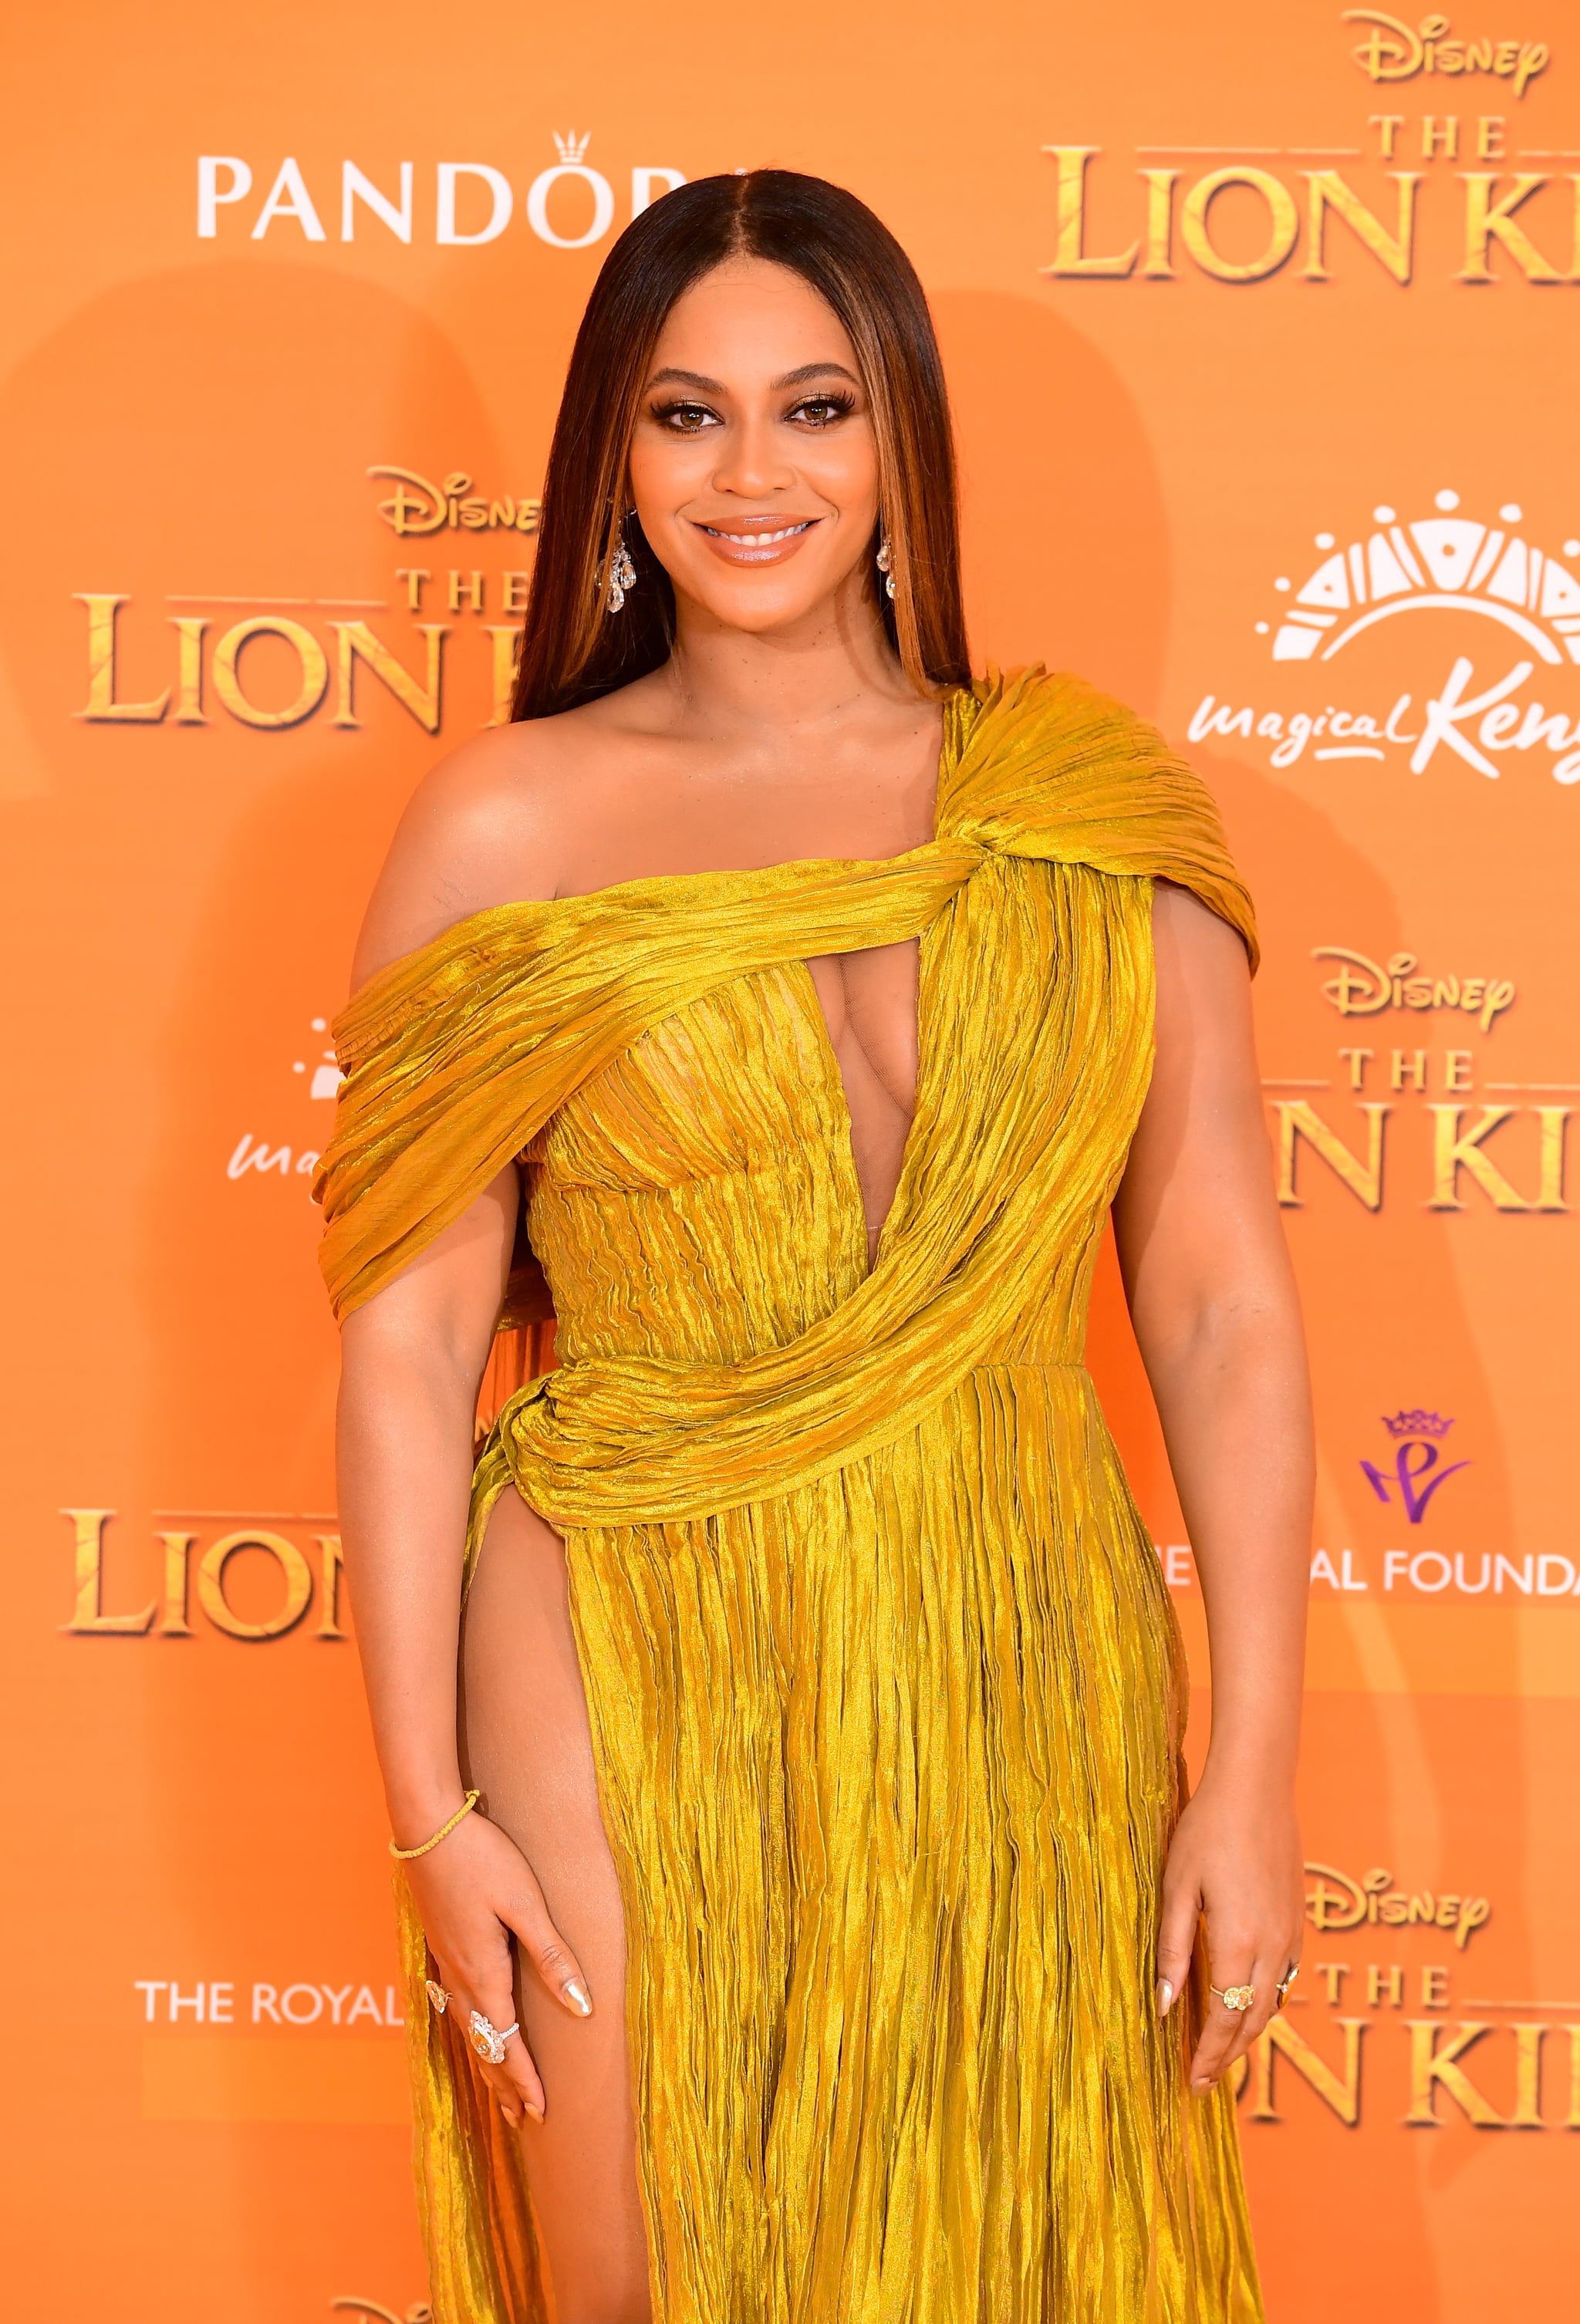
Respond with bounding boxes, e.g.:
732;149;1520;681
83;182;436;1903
644;361;861;395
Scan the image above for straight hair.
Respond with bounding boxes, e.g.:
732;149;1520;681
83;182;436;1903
511;170;970;720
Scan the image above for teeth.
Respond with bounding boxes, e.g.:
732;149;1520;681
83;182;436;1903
709;522;810;546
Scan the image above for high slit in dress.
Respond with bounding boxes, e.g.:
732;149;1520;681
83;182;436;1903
316;668;1266;2324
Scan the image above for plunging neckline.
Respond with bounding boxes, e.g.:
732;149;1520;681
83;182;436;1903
780;952;922;1283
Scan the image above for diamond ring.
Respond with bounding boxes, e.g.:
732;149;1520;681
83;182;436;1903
468;2009;521;2066
424;1979;451;2015
1210;1982;1256;2012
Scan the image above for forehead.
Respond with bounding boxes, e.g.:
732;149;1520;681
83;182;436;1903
650;258;856;382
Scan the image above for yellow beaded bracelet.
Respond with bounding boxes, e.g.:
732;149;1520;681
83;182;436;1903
389;1789;481;1860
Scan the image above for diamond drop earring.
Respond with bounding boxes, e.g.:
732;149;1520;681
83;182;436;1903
876;535;896;601
606;515;638;614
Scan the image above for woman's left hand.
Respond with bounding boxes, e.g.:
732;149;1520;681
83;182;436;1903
1156;1766;1305;2095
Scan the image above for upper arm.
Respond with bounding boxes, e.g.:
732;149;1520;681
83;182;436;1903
1111;881;1292;1339
349;724;569;991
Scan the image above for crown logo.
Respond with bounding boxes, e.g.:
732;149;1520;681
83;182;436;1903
552;130;591;165
1382;1409;1455;1440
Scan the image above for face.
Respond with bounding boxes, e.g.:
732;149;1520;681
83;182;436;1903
625;256;883;638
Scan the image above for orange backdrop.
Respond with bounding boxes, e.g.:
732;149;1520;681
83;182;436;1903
4;2;1578;2317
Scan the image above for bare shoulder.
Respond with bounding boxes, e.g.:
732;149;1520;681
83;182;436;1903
349;698;636;990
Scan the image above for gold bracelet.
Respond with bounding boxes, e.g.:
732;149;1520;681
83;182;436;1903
389;1789;481;1860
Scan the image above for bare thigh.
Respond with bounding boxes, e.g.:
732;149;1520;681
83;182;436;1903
459;1486;652;2324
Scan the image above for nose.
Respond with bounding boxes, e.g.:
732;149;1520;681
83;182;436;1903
711;405;795;501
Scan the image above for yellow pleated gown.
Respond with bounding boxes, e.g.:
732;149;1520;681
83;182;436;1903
316;669;1264;2323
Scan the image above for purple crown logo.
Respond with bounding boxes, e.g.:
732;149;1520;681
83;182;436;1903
1381;1409;1454;1441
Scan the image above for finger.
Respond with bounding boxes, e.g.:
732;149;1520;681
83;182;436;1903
499;1875;595;2020
452;1975;548;2126
437;1945;548;2126
1214;1946;1283;2074
1155;1870;1200;2019
1187;1948;1257;2093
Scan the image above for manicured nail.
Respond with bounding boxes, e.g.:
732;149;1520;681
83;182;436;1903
563;1978;592;2017
1156;1978;1173;2017
1191;2076;1212;2096
525;2100;544;2123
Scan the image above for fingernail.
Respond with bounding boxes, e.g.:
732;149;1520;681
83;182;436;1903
1155;1978;1173;2018
525;2100;544;2122
563;1978;592;2018
1190;2077;1213;2096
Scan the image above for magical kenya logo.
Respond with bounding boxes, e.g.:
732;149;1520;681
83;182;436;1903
1192;489;1580;786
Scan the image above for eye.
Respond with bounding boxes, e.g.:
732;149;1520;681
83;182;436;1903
788;392;856;429
651;399;720;433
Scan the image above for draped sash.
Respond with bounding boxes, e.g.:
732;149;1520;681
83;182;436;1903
315;668;1255;1525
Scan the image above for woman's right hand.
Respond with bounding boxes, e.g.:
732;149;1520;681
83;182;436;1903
403;1803;594;2129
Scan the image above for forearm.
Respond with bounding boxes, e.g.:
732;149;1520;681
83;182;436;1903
336;1344;482;1840
1139;1298;1312;1796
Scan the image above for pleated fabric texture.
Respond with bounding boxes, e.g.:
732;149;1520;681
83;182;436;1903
316;667;1265;2323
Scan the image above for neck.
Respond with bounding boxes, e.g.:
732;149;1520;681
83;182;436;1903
660;573;922;737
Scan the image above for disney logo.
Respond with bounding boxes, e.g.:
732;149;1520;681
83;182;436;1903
1344;11;1549;97
368;465;542;536
1305;1860;1491;1948
1315;945;1515;1032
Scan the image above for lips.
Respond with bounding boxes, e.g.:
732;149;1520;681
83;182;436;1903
696;518;818;564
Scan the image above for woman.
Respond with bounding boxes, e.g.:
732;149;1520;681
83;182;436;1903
317;170;1311;2324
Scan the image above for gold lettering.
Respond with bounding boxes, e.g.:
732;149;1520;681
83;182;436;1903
1511;2025;1545;2127
1566;2025;1580;2128
447;568;484;613
1040;147;1139;278
1369;113;1406;159
1421;1965;1450;2007
1514;42;1549;98
1180;168;1300;282
1443;1049;1473;1091
1535;1108;1572;1209
314;1533;346;1641
1245;2015;1366;2126
484;626;524;727
1339;1046;1373;1090
1404;2022;1504;2126
331;622;446;734
395;566;430;612
501;571;530;614
196;1531;313;1642
1457;174;1563;282
1391;1047;1426;1091
74;594;170;723
1141;169;1179;277
1315;1961;1352;2004
1367;1964;1404;2007
1302;171;1420;284
170;617;209;724
1476;116;1507;160
1428;1105;1534;1209
62;1507;155;1635
1275;1100;1389;1209
1421;116;1460;160
158;1531;197;1637
211;617;330;730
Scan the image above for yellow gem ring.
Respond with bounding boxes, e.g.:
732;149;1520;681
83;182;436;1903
468;2009;520;2066
1210;1982;1256;2012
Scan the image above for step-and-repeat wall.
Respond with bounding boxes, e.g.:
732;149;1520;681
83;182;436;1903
5;2;1575;2316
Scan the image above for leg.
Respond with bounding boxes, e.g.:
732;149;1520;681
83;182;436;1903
459;1486;653;2324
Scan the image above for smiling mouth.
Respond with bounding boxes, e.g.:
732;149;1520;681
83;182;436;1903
697;518;818;557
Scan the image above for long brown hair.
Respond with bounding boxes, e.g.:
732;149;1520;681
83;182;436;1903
511;170;969;720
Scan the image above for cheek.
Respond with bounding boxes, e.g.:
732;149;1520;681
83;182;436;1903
627;432;712;524
802;432;880;518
